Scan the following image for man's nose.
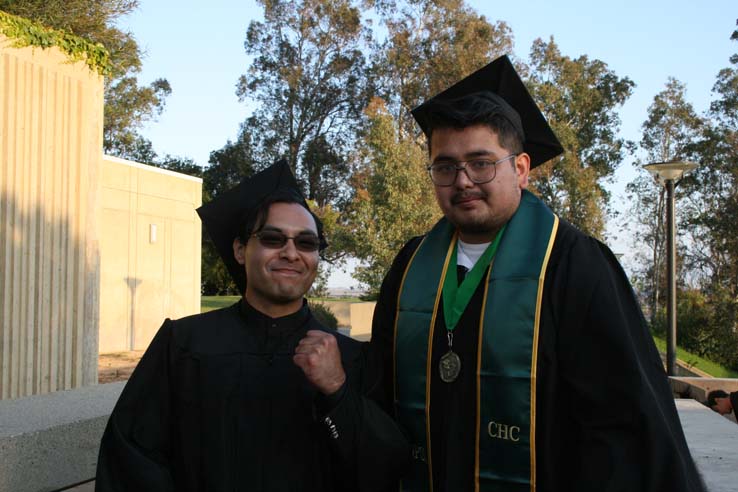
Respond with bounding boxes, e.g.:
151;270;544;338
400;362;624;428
279;238;300;260
454;166;475;188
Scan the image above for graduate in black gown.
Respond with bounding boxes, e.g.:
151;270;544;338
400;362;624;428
95;161;409;492
370;56;706;491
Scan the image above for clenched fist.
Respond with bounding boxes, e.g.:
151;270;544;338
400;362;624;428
293;330;346;395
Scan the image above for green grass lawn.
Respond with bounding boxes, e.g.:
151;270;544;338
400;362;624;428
201;295;240;312
652;335;738;378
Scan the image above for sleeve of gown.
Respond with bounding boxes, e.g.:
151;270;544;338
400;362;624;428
95;321;176;492
371;237;424;415
316;239;420;492
554;234;705;492
317;346;411;492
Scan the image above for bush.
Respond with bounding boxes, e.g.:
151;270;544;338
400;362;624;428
652;288;738;371
309;302;338;330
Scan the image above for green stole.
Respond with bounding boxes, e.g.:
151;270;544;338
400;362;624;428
394;190;558;492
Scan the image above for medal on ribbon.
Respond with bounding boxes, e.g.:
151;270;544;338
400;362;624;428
440;225;506;382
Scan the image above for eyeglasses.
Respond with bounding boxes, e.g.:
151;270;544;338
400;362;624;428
251;229;321;252
427;154;517;187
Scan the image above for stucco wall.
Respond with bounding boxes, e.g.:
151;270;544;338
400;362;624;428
99;156;202;353
0;34;104;399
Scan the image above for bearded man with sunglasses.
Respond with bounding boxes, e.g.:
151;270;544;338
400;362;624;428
96;161;409;492
371;56;705;491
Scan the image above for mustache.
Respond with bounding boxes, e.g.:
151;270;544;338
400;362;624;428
451;191;487;205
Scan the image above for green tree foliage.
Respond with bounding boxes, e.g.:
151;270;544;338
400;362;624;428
347;98;440;295
652;289;738;371
308;302;338;329
626;21;738;370
199;127;258;295
237;0;369;206
677;19;738;353
0;10;110;74
222;0;633;299
104;77;171;158
527;38;634;238
625;78;703;324
302;136;351;207
371;0;513;133
0;0;171;157
158;155;203;178
687;20;738;293
204;127;258;202
342;0;511;293
640;78;704;160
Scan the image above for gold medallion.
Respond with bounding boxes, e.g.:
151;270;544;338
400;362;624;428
439;350;461;383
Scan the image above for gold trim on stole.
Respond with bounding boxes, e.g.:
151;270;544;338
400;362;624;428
423;232;458;491
393;237;425;492
393;237;427;411
529;215;559;491
469;214;559;492
474;266;495;492
392;233;458;492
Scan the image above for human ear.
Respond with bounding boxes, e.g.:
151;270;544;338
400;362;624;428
516;153;531;189
233;238;246;265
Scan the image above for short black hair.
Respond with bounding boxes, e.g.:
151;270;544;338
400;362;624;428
423;91;525;155
707;389;729;408
237;188;327;252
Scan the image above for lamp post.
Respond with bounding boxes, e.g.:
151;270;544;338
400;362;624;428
643;160;699;376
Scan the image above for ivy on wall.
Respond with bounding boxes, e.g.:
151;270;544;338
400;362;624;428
0;10;111;76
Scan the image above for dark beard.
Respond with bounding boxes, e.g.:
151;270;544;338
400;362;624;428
455;217;502;237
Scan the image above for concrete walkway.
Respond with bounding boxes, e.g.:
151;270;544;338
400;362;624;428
676;399;738;491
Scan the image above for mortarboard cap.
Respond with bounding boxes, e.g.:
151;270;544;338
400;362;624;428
411;54;563;168
196;160;325;294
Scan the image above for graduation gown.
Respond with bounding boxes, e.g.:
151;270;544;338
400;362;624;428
372;219;705;492
96;300;409;492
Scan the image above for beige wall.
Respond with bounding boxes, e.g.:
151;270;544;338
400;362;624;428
99;156;202;353
348;302;376;338
0;35;104;399
319;300;352;327
316;301;376;338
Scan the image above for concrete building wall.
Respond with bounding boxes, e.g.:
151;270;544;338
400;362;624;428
348;302;375;338
315;301;376;338
319;300;352;327
0;35;104;399
99;156;202;353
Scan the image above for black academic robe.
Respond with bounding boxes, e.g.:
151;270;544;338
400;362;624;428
96;300;409;492
372;219;706;492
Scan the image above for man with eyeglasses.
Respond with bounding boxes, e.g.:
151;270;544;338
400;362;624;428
96;161;409;491
370;56;705;491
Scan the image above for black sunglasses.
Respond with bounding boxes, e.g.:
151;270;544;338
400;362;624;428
251;229;321;252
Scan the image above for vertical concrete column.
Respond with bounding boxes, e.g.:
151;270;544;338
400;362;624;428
0;35;103;399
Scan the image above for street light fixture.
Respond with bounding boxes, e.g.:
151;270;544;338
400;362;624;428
643;160;699;376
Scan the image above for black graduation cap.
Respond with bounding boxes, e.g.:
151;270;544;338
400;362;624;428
196;160;324;294
411;55;563;168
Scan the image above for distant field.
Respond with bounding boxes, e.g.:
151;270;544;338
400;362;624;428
310;297;364;303
652;335;738;378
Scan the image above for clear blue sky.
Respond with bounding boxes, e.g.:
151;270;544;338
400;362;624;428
118;0;736;286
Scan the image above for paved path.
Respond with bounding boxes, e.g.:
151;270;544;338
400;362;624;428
676;399;738;491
